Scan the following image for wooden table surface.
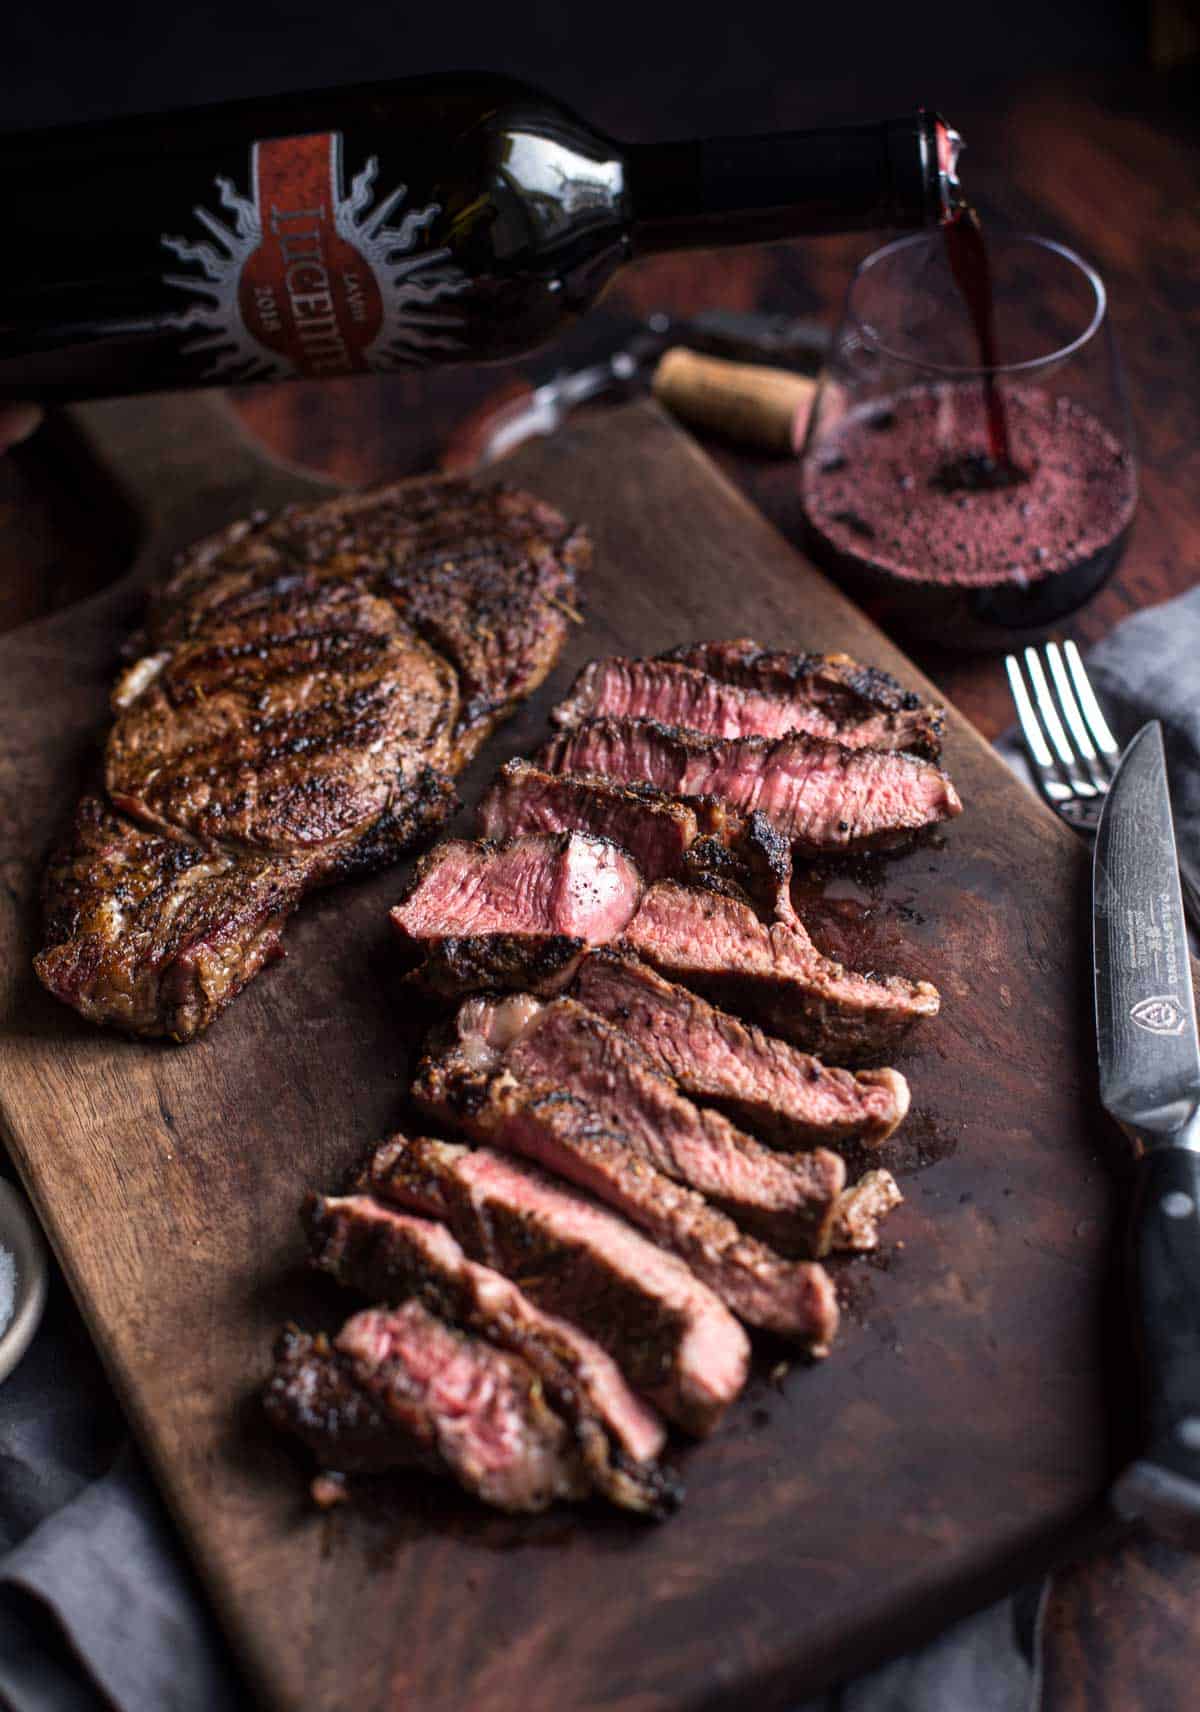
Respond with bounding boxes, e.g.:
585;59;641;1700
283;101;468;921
1;65;1197;1712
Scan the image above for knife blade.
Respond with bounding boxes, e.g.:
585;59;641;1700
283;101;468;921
1095;721;1200;1547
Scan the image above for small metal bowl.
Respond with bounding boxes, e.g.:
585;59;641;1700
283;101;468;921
0;1179;49;1384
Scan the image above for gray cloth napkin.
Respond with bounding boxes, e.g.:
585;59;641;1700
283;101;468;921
4;584;1197;1712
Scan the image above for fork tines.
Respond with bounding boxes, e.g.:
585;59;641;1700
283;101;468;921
1005;640;1120;827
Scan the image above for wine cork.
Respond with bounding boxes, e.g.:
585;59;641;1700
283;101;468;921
651;347;817;455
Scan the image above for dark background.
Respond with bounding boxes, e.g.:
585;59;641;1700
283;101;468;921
0;1;1170;137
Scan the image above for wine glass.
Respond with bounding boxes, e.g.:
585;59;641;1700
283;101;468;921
799;231;1137;652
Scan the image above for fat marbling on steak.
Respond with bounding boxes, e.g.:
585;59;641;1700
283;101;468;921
363;1134;750;1436
539;719;961;854
571;950;910;1150
390;832;644;997
264;1301;589;1513
37;475;587;1039
304;1194;676;1515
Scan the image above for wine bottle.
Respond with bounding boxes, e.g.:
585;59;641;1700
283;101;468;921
0;73;964;402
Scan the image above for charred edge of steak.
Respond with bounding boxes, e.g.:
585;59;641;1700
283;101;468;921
570;949;912;1151
441;993;847;1258
552;652;944;758
34;795;308;1042
417;1060;841;1347
302;1193;680;1516
538;718;961;855
265;1325;408;1474
405;933;587;999
266;1302;589;1513
621;882;939;1066
363;1134;750;1437
657;637;944;739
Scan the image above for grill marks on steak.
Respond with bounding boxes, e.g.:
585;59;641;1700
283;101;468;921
439;997;845;1257
304;1194;675;1514
390;833;643;996
659;638;945;755
264;1301;588;1512
364;1134;750;1436
39;477;585;1039
540;719;961;854
623;883;939;1064
572;951;910;1149
150;477;589;766
108;586;458;869
34;797;308;1042
414;1056;840;1350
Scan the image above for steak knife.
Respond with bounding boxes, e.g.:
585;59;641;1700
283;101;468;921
1095;721;1200;1546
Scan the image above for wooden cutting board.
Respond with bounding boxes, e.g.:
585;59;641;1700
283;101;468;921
0;392;1119;1712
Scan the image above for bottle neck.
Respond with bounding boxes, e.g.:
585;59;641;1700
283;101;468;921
627;113;961;253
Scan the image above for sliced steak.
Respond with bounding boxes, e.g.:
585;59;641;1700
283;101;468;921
623;882;940;1063
108;584;459;875
539;719;961;854
441;996;844;1256
477;761;704;883
571;951;910;1149
364;1135;749;1435
390;833;643;996
414;1059;840;1349
304;1194;675;1514
150;476;590;767
264;1302;587;1512
659;638;945;756
34;796;307;1041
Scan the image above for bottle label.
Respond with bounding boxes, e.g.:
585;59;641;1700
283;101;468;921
161;132;469;381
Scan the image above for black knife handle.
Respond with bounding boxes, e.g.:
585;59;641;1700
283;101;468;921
1112;1145;1200;1546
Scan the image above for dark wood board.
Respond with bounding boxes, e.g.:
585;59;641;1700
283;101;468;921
0;391;1119;1712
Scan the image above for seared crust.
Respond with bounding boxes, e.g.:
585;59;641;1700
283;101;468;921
38;476;586;1040
35;796;307;1041
658;638;945;756
149;476;589;767
107;585;458;867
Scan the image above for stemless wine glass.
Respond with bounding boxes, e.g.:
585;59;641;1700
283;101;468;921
799;232;1137;651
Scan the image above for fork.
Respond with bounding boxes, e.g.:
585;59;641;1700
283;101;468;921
1005;638;1200;934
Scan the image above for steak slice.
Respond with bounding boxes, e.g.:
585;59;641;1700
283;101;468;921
659;639;945;756
572;950;910;1149
414;1058;840;1349
304;1194;675;1514
436;995;845;1256
623;882;940;1063
107;584;458;875
34;796;307;1041
390;833;643;996
477;761;703;883
539;719;961;854
364;1135;749;1435
264;1302;588;1512
150;476;589;767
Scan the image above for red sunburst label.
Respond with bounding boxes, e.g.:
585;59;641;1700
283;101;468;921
162;132;469;383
